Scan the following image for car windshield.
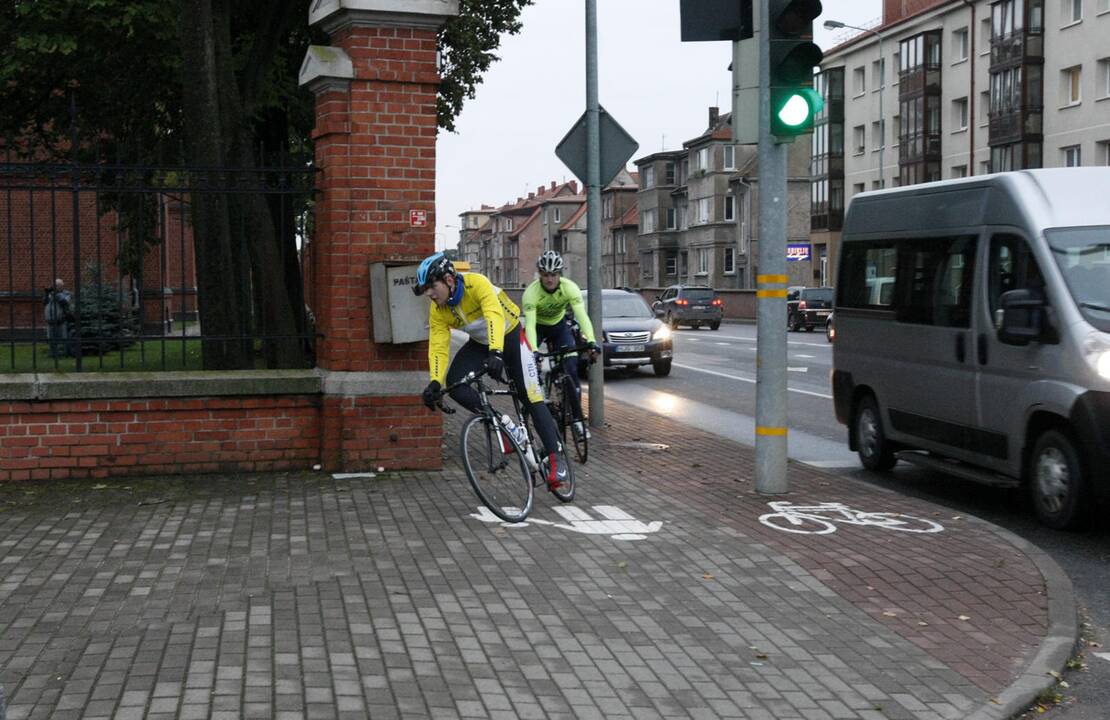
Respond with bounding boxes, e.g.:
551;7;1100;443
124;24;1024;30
802;288;834;303
1045;226;1110;332
583;293;653;319
682;289;715;303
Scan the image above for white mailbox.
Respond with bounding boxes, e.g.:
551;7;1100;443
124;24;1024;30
370;263;428;344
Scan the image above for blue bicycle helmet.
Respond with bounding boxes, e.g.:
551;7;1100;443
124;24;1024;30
413;252;456;295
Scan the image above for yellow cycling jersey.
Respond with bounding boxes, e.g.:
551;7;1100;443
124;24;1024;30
427;272;520;384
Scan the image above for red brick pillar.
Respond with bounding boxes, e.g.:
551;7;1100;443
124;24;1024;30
301;1;459;471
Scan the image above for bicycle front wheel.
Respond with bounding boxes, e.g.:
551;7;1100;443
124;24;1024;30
460;415;534;523
563;379;587;464
543;441;577;503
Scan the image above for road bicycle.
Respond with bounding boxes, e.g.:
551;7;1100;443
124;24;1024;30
436;367;575;523
758;501;944;535
538;343;595;463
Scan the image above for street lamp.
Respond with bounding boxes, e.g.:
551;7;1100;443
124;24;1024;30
824;19;888;189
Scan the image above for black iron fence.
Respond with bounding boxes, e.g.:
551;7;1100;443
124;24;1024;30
0;158;316;372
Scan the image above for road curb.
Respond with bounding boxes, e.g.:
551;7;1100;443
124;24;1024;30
963;518;1078;720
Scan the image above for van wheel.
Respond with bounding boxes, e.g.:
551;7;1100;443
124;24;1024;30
855;395;896;471
1028;429;1091;530
710;321;720;331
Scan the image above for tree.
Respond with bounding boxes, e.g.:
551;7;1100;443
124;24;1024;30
1;0;532;368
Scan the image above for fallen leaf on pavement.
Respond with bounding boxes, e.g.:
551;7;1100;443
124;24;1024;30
958;615;971;621
918;621;929;626
703;572;715;580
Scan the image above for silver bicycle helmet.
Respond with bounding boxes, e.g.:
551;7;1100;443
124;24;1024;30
536;250;565;274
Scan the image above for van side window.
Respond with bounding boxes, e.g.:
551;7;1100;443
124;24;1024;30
988;234;1046;327
838;243;898;308
897;236;977;327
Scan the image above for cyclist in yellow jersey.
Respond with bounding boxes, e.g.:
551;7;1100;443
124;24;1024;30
522;251;600;440
413;252;566;489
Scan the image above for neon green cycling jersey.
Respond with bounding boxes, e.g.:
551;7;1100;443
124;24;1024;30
521;277;596;349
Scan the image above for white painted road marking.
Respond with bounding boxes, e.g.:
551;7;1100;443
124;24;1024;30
788;367;808;373
1095;652;1110;663
469;505;663;540
671;362;832;399
795;354;816;359
759;502;945;535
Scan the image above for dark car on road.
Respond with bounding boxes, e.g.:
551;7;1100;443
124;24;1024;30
787;286;834;332
651;285;723;330
582;289;674;376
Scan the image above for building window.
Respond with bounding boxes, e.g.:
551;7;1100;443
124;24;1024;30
666;207;677;229
892;52;901;82
505;218;513;232
1065;0;1083;24
615;231;626;254
697;248;709;275
641;208;656;234
980;17;992;49
952;165;968;178
1099;140;1110;165
852;182;865;196
1099;58;1110;99
1063;145;1082;166
643;165;655;188
679;251;688;277
872;180;882;191
952;97;969;131
724;195;735;221
553;208;561;223
853;125;865;154
979;90;990;125
892;115;901;145
696;147;709;170
871;120;884;149
542;209;547;225
872;59;885;90
1062;66;1082;106
724;145;735;170
602;196;612;219
665;253;677;276
665;161;675;185
953;27;969;61
697;197;711;224
678;204;688;230
724;247;735;274
853;66;866;95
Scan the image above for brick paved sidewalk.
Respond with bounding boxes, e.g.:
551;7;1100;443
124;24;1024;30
0;397;1074;719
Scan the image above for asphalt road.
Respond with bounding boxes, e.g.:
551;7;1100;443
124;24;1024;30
593;321;1110;719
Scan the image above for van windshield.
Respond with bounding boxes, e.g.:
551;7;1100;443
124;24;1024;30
1045;226;1110;332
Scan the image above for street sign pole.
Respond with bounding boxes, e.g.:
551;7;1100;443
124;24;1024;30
754;0;789;493
585;0;604;428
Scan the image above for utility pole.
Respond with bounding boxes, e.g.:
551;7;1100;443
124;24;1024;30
585;0;604;428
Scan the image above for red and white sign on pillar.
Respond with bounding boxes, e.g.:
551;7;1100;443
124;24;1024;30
409;209;427;227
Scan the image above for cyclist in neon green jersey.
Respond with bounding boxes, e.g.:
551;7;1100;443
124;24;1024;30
521;251;600;439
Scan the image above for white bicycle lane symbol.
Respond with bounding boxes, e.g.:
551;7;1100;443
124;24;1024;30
470;505;663;540
758;501;944;535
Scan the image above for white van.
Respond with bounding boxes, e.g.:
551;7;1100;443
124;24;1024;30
832;168;1110;529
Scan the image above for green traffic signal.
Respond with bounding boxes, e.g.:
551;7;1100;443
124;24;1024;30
771;87;824;136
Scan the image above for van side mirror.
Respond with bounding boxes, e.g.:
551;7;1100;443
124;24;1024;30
997;289;1046;346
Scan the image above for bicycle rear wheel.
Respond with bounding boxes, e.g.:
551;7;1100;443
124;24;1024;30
460;415;533;523
562;378;587;464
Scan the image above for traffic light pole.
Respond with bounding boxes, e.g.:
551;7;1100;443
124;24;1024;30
754;0;789;494
585;0;604;428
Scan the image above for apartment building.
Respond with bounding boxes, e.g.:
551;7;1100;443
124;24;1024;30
600;169;640;288
456;206;494;268
814;0;1110;280
636;107;813;289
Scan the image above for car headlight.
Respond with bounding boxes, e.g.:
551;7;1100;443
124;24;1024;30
653;325;671;341
1083;333;1110;380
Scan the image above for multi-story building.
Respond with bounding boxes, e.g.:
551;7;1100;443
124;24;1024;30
456;206;494;270
600;169;640;287
636;107;813;289
815;0;1110;281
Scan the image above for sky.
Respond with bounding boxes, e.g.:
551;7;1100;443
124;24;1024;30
434;0;882;250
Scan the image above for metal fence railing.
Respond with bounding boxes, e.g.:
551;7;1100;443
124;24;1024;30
0;158;316;372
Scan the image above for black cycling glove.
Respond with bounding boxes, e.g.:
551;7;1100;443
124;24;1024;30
421;380;442;410
485;350;505;382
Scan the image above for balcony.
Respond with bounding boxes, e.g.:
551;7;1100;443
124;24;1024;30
898;132;941;164
898;64;941;98
988;107;1043;146
990;31;1044;70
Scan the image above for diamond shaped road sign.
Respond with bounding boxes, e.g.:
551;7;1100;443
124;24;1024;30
555;106;639;188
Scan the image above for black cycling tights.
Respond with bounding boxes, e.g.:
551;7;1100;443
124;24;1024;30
445;325;561;458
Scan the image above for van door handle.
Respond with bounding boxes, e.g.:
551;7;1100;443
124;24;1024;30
977;333;988;366
955;334;966;363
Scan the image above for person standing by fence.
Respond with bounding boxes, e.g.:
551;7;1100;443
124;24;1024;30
43;278;74;358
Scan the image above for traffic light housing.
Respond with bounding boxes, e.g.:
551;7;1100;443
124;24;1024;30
767;0;824;142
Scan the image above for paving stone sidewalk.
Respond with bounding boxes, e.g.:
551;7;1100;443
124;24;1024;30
0;397;1074;719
